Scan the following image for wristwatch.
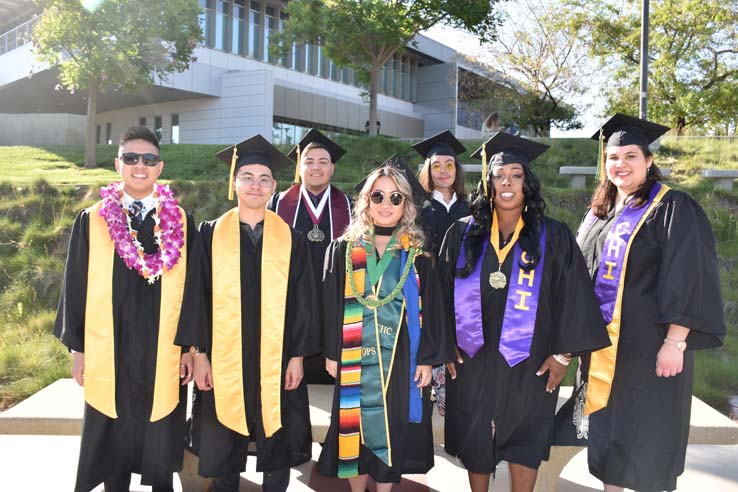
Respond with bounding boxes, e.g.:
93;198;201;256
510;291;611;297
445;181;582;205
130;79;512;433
190;346;207;357
663;338;687;352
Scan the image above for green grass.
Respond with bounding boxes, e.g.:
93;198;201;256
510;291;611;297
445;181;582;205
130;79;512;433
1;136;737;414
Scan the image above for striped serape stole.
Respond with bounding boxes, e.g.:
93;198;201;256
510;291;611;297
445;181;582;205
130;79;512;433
338;245;366;478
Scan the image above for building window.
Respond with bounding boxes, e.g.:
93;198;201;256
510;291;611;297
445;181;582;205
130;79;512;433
330;59;340;81
264;6;276;63
106;123;112;145
232;0;246;55
278;11;291;68
171;114;180;144
154;115;163;141
306;43;318;75
409;60;417;102
139;117;146;127
199;0;214;47
96;125;101;145
249;1;262;59
215;0;231;51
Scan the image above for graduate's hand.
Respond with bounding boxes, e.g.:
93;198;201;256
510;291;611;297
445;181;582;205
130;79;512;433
325;358;338;378
193;355;213;391
71;351;84;386
656;343;684;377
284;356;304;390
414;364;432;388
180;352;194;385
537;355;567;393
445;347;464;380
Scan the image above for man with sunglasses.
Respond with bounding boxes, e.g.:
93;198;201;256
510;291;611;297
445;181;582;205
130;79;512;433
176;135;318;492
54;125;195;492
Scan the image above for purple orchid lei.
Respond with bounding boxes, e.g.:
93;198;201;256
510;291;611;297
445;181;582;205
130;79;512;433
99;182;184;284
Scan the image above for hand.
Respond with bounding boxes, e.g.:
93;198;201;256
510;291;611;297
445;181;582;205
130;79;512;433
656;343;684;377
72;351;84;386
180;352;194;385
536;355;567;393
193;354;213;391
284;356;304;390
325;358;338;378
414;364;432;387
445;347;464;380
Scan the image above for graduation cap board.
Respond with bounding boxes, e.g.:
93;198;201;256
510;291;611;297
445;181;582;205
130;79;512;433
469;131;550;196
412;130;467;159
287;128;346;184
354;153;428;204
215;134;292;200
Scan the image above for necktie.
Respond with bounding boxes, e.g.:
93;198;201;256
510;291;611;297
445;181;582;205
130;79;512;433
129;200;144;225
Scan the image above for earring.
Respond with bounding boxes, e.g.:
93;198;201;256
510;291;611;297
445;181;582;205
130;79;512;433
524;205;528;213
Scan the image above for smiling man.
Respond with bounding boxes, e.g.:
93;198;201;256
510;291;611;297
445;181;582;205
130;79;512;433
175;135;318;492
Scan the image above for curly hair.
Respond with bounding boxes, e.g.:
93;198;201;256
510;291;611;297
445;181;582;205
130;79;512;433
342;165;425;249
457;164;546;278
590;144;662;218
418;155;467;200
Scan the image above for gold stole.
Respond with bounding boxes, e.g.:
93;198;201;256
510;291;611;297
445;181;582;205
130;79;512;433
85;201;188;421
210;208;292;437
584;184;670;415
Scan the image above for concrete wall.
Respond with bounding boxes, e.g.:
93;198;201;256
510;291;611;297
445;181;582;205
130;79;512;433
0;113;85;145
415;62;457;137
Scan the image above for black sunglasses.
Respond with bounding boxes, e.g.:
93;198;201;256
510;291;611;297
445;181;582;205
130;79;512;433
119;152;161;167
369;190;406;207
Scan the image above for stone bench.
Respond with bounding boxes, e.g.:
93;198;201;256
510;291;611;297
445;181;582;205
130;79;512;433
559;166;672;189
701;169;738;192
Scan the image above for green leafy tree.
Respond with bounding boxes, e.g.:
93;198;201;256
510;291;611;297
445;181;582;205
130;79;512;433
273;0;504;136
573;0;738;135
33;0;202;168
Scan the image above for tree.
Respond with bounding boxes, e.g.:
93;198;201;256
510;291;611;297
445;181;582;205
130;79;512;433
33;0;202;168
273;0;503;136
573;0;738;135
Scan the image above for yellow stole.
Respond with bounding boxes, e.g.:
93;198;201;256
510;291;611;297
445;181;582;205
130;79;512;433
84;201;188;421
210;208;292;437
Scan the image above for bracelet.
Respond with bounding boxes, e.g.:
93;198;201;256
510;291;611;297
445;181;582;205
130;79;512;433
663;338;687;352
190;346;207;358
553;353;571;366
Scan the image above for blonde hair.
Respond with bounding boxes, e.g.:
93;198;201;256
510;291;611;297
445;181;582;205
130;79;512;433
342;165;425;249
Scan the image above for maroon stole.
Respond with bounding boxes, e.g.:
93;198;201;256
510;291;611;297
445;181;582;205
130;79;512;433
275;185;351;240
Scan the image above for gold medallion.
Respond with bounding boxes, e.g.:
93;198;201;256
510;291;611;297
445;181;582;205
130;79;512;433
489;270;507;289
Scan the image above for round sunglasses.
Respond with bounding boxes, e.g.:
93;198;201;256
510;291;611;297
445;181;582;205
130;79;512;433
369;190;406;207
119;152;161;167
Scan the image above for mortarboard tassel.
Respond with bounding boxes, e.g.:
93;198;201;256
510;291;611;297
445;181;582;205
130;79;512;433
482;144;488;197
228;145;238;201
293;144;301;184
596;129;605;182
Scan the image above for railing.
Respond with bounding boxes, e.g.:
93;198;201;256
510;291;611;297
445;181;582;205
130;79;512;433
0;17;39;56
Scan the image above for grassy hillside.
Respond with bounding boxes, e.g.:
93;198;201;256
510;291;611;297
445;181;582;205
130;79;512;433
1;136;736;413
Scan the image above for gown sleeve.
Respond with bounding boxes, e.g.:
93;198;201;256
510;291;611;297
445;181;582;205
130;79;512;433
655;191;726;349
286;231;320;358
547;220;610;356
415;254;455;366
53;210;90;352
436;218;468;346
321;240;346;361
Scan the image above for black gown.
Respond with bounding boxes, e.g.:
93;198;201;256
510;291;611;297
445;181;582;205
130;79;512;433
438;217;609;472
576;189;725;492
420;196;470;257
317;240;454;483
174;219;318;477
54;208;195;492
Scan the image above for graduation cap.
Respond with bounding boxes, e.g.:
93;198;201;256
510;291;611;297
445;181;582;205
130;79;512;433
590;113;670;180
215;134;292;200
470;131;550;196
287;128;346;184
412;130;467;159
354;153;428;204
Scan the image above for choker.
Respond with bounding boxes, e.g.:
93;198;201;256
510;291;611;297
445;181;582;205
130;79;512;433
374;225;397;236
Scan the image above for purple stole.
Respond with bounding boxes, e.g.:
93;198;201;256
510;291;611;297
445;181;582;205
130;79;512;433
275;184;351;240
454;219;547;366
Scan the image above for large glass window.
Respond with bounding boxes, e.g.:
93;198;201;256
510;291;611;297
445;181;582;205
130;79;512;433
279;11;291;68
199;0;214;47
232;0;245;55
392;55;400;98
409;60;417;102
96;125;101;145
306;43;318;75
264;6;276;63
215;0;230;51
106;123;112;145
154;116;163;142
249;1;262;59
330;59;340;81
171;114;180;144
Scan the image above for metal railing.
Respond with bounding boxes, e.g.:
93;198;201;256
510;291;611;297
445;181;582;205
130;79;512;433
0;17;39;56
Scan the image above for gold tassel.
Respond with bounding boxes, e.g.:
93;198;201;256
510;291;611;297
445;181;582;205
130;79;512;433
293;144;301;184
228;145;238;201
596;129;605;182
482;144;488;197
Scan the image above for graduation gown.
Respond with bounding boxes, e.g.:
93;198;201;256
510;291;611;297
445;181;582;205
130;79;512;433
54;208;195;492
420;196;470;257
174;219;318;477
576;189;725;491
268;186;352;385
317;240;454;483
438;217;609;472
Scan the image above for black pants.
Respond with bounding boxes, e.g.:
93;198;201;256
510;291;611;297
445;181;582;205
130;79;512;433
103;471;173;492
212;468;290;492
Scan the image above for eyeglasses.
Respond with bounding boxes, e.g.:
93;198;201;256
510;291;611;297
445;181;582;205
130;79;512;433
119;152;161;167
431;162;455;172
369;190;406;207
236;173;274;188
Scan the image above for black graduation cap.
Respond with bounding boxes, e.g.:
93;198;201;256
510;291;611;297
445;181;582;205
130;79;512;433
215;134;292;200
287;128;346;163
354;153;428;204
412;130;467;159
470;131;549;167
591;113;670;148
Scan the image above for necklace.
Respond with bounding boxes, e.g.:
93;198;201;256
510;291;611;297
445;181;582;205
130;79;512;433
488;210;524;289
99;182;184;284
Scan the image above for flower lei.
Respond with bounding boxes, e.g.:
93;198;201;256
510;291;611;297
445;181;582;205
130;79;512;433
99;182;184;284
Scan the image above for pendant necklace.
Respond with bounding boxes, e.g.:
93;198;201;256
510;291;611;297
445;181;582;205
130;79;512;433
488;210;524;289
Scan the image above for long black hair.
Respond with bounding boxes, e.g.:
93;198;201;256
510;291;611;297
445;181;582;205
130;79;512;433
456;165;547;278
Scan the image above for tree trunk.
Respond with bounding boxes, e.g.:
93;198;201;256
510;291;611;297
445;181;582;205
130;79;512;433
84;79;98;169
368;66;380;136
675;115;686;136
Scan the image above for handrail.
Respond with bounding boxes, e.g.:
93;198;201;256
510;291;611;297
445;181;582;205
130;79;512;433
0;17;39;56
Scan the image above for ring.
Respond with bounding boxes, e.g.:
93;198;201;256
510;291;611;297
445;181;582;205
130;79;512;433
180;364;185;367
